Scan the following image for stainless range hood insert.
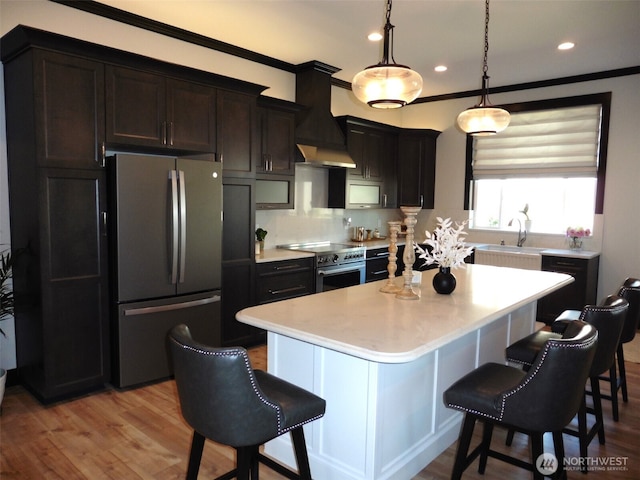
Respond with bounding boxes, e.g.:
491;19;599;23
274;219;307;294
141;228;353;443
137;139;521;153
294;61;355;169
296;144;355;169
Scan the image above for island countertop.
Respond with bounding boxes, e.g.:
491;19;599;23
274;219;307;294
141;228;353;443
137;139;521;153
237;264;573;364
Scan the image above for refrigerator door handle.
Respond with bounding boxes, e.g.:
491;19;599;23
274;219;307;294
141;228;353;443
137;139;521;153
169;170;179;284
178;170;187;283
123;294;221;316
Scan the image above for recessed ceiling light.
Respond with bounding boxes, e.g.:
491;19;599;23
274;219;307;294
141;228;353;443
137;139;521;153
558;42;575;50
434;65;448;72
368;32;383;42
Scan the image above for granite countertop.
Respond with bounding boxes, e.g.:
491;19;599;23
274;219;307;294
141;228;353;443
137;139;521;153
237;264;572;363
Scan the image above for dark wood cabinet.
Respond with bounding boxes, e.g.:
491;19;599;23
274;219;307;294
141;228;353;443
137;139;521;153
218;90;259;177
538;254;600;325
106;66;217;152
256;258;314;303
331;117;399;209
397;130;440;208
221;179;264;346
3;48;110;402
257;106;296;176
366;247;393;283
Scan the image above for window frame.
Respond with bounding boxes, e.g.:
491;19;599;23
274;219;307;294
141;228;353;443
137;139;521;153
464;92;611;214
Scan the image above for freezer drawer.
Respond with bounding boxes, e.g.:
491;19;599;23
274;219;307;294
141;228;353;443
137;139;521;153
113;291;221;388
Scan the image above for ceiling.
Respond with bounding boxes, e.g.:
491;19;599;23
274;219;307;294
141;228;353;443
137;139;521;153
95;0;639;98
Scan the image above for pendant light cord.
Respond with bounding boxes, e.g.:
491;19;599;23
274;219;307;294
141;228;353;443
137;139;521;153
483;0;490;75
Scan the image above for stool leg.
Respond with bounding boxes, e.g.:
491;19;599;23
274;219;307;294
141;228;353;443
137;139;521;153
186;431;205;480
452;414;476;480
238;447;253;480
608;362;619;421
291;427;312;480
618;344;628;402
577;394;588;473
505;428;515;446
591;377;606;446
552;430;567;480
530;433;544;480
478;421;494;474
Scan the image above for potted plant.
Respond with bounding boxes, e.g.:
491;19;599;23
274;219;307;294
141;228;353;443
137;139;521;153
0;249;13;408
255;228;268;255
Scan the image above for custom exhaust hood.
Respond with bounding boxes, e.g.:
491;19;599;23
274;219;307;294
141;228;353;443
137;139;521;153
294;61;356;168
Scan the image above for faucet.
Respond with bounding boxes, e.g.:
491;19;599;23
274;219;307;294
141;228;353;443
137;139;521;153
508;218;527;247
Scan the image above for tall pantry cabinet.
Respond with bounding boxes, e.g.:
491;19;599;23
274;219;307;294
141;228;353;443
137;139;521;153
2;47;110;402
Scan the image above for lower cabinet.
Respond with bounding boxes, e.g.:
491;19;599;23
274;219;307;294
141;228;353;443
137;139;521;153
537;254;600;325
256;258;315;303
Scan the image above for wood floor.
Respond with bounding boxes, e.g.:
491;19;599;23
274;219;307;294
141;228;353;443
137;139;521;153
1;346;639;479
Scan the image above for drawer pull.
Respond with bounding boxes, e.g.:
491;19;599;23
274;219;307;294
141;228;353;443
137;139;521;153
269;285;307;296
274;264;304;271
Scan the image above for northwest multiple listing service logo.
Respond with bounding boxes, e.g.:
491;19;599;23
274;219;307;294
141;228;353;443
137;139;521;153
536;453;630;474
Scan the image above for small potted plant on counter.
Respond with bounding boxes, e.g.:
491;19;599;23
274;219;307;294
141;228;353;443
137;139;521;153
255;228;268;255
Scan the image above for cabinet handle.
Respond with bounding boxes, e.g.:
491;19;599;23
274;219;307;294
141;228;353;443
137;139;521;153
99;142;106;167
274;264;304;271
269;154;273;172
383;194;387;208
555;261;577;267
168;122;174;146
420;194;424;207
375;252;390;258
101;212;107;236
269;285;307;296
162;121;167;145
372;270;388;276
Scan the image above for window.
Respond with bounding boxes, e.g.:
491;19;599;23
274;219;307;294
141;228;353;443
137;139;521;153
465;93;611;234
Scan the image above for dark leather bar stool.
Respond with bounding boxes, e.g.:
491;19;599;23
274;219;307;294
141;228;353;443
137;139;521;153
529;278;640;421
599;278;640;418
444;320;598;480
505;295;628;470
168;324;326;480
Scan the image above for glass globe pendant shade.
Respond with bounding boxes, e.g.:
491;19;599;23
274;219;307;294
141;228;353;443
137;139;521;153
352;64;423;109
456;104;510;136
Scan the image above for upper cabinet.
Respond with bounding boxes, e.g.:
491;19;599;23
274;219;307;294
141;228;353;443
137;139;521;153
34;50;106;169
217;90;259;177
258;105;296;176
106;66;217;152
397;129;440;208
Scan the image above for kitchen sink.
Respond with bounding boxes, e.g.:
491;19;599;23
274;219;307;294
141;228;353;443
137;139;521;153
475;244;545;255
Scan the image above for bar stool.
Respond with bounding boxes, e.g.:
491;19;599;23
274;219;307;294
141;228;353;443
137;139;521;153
505;295;628;470
444;320;598;480
600;278;640;418
533;278;640;421
168;324;326;480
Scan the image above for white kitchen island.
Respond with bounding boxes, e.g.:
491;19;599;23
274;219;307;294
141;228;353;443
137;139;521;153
237;264;573;480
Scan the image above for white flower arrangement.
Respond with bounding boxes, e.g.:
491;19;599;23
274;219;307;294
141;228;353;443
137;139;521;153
414;217;474;269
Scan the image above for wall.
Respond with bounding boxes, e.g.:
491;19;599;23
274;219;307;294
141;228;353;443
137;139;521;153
1;1;639;369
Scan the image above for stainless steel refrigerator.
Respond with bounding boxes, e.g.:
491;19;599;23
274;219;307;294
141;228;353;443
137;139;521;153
109;153;222;387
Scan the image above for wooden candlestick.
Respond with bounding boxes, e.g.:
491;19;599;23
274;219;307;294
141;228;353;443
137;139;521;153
379;221;402;293
396;206;421;300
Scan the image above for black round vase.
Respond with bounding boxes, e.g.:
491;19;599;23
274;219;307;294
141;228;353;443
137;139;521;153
433;267;456;294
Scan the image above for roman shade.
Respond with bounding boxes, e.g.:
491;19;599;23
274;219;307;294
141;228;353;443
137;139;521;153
472;104;602;179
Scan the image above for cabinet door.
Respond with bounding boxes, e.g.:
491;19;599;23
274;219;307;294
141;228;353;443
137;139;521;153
106;66;166;147
218;91;257;177
346;127;367;178
34;51;104;169
259;108;296;175
363;129;385;181
221;179;262;346
40;168;110;397
397;132;437;208
167;79;217;152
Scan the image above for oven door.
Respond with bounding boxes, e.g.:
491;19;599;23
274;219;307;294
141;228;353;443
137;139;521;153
316;263;366;292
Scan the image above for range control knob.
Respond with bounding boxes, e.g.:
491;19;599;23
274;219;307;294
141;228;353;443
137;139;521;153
333;254;339;263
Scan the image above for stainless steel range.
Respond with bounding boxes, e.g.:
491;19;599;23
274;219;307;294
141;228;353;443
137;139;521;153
278;242;366;292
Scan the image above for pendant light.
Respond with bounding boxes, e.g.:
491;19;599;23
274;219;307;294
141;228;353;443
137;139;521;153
352;0;423;109
457;0;510;135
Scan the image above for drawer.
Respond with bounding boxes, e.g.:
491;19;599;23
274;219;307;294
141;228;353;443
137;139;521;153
256;258;314;304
